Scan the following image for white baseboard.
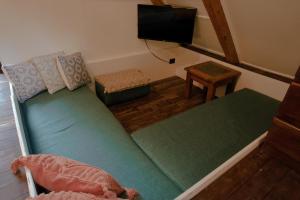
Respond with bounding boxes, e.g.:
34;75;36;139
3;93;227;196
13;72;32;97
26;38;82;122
240;61;294;79
188;44;294;80
191;44;225;57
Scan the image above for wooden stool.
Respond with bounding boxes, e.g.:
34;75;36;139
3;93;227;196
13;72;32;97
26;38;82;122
185;61;241;101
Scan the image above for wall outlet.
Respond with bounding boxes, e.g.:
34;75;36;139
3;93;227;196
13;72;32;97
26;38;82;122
169;58;176;64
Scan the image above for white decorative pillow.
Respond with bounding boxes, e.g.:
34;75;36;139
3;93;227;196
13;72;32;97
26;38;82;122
32;52;66;94
57;52;91;91
2;62;46;103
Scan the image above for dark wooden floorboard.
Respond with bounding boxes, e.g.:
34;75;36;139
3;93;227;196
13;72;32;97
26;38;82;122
193;146;272;200
0;74;28;200
109;76;205;133
264;170;300;200
228;158;289;200
194;144;300;200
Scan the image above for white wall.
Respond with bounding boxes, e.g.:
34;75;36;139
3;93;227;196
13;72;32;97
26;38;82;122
0;0;291;100
167;0;300;77
86;47;182;91
0;0;176;64
222;0;300;76
88;45;290;101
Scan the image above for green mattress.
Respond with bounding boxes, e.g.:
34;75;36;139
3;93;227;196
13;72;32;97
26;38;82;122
132;89;280;190
20;86;182;200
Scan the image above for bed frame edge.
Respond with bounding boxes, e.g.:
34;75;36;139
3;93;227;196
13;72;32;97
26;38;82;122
9;83;37;197
175;132;268;200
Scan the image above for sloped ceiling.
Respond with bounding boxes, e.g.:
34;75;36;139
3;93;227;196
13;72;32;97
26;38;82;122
222;0;300;76
167;0;300;76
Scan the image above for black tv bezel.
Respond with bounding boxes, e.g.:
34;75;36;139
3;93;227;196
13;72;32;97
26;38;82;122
137;4;197;44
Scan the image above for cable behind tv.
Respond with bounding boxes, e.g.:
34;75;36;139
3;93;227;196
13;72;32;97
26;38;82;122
144;40;170;63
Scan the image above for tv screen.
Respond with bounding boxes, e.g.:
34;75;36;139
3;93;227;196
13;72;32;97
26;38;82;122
138;4;197;44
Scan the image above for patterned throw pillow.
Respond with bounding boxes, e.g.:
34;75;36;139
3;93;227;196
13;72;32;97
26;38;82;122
32;52;66;94
11;154;138;199
2;62;46;103
57;52;91;91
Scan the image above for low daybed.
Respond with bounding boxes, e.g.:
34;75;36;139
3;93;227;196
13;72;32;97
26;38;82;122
11;84;279;200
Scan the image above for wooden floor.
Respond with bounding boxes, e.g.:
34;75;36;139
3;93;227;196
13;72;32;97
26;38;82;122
0;75;28;200
109;76;205;133
194;144;300;200
1;75;300;200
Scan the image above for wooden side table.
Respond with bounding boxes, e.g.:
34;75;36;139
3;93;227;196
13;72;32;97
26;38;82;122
185;61;241;101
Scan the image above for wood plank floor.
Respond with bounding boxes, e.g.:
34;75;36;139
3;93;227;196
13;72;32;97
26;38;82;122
0;75;28;200
194;144;300;200
109;76;205;133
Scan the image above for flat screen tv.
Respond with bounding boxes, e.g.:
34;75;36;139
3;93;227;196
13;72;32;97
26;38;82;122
138;4;197;44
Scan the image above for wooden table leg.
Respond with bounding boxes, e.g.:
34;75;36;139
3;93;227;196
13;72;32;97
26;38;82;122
203;86;208;96
226;77;238;95
185;72;193;99
206;85;216;101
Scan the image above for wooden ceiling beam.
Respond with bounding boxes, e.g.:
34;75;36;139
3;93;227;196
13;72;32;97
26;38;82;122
151;0;165;6
202;0;239;64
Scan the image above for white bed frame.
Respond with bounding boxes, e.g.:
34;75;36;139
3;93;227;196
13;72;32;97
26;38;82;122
10;84;37;197
10;83;267;199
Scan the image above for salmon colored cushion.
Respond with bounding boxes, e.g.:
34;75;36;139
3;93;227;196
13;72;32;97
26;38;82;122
26;191;119;200
11;154;138;199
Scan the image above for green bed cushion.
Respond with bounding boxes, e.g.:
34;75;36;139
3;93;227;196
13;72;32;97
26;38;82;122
132;89;280;190
21;86;182;200
12;92;33;154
